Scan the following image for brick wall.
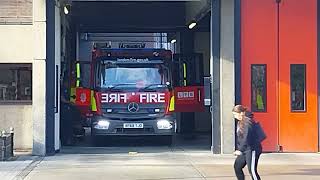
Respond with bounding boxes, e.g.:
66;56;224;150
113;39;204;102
0;0;32;24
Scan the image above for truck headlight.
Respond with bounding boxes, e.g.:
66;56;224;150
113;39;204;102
94;120;110;129
157;120;173;130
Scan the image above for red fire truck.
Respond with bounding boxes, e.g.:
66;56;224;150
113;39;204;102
74;47;176;141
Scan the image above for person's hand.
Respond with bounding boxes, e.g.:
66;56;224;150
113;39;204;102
233;150;242;156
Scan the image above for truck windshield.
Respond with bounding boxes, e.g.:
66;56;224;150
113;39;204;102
97;63;169;89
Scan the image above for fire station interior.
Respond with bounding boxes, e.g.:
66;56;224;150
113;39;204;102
59;1;212;151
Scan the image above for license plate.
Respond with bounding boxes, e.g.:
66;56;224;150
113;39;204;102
123;123;143;128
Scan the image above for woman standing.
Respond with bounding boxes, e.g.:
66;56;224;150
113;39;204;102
232;105;262;180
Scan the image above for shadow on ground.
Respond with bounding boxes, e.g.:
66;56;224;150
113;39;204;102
61;130;212;154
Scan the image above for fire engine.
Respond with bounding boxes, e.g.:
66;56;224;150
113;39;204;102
74;47;176;142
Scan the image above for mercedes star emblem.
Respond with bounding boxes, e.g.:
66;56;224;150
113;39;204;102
128;102;139;113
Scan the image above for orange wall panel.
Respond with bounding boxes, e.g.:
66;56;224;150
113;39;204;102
241;0;278;152
279;0;318;152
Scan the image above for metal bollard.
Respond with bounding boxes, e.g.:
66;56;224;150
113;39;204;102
1;144;4;161
0;129;14;161
10;127;14;157
1;132;3;161
1;130;6;161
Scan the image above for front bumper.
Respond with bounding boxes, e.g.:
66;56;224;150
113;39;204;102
91;116;176;136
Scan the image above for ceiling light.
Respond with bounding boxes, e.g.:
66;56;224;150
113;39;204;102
188;22;197;29
64;5;70;15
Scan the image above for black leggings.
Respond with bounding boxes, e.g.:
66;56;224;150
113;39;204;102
234;150;261;180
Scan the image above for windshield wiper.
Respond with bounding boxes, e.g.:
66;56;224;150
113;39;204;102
139;84;167;92
106;83;135;91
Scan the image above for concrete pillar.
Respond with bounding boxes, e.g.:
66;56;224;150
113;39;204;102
211;0;235;154
33;0;47;156
220;0;235;154
54;3;61;152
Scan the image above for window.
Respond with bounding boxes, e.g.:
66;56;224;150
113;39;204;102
0;0;32;25
251;64;267;112
290;64;306;111
0;64;32;102
80;63;91;88
99;66;166;88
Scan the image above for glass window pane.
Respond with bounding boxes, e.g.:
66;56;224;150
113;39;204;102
251;65;267;112
80;63;91;88
0;64;32;102
290;64;306;111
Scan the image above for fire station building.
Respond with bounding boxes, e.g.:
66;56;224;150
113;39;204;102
0;0;319;156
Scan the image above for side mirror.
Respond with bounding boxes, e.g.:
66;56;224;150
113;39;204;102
203;76;211;106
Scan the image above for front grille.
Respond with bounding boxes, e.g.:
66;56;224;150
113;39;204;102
106;108;165;114
115;128;154;134
103;103;166;114
109;117;157;121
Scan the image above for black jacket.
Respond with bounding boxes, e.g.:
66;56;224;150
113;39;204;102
236;119;261;152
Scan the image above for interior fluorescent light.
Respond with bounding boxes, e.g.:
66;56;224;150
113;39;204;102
170;39;176;44
188;22;197;29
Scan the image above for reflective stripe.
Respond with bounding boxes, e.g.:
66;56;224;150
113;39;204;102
169;96;175;111
183;63;187;78
183;63;187;86
251;150;258;180
91;90;97;111
76;63;80;87
70;87;76;103
76;63;80;78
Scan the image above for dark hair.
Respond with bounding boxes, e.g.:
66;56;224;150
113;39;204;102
232;105;251;137
245;111;254;118
232;105;248;113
